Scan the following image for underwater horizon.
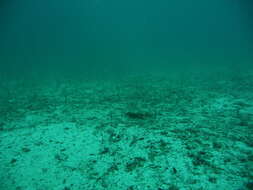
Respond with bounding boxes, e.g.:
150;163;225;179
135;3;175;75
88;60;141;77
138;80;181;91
0;0;253;79
0;0;253;189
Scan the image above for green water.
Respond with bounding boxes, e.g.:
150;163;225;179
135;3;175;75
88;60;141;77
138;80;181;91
0;1;253;190
0;0;253;78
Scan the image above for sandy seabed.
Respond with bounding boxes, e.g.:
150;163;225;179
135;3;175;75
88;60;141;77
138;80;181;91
0;71;253;190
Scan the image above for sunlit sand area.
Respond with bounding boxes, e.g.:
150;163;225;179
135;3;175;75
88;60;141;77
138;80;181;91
0;71;253;190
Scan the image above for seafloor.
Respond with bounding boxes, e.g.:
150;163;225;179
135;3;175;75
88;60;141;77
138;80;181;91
0;71;253;190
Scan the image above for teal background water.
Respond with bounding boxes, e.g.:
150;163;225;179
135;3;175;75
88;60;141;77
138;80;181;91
0;0;252;78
